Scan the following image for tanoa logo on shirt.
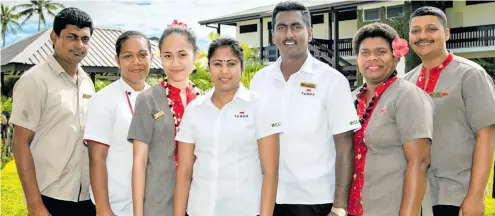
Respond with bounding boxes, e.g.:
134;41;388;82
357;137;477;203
234;111;249;118
271;122;281;128
301;88;315;96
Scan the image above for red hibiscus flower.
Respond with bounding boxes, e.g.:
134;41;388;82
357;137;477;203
168;19;188;27
392;37;409;58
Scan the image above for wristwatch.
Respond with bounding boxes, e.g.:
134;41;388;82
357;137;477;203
331;207;348;216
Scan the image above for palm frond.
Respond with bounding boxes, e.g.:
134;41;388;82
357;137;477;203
12;3;34;10
20;13;34;26
7;24;17;34
47;10;56;17
11;21;21;30
17;9;34;17
46;2;64;9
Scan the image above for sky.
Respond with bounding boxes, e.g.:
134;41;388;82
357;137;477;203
1;0;285;51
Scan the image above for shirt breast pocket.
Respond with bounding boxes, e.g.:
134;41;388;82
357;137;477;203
230;117;256;149
291;94;323;133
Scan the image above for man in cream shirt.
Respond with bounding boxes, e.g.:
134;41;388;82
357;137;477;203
11;7;96;215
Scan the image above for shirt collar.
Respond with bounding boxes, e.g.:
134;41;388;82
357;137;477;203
119;78;150;94
201;83;251;105
422;51;455;73
272;51;314;79
47;54;88;79
233;83;251;101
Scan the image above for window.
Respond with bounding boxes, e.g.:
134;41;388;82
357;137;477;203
268;21;272;30
311;14;324;25
466;1;492;6
364;8;380;21
387;5;403;18
239;24;257;34
339;9;357;21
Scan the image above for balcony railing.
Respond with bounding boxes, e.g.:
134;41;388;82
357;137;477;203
448;24;495;49
313;38;354;57
262;37;354;62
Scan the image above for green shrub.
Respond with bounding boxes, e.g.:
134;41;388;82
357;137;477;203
1;96;12;114
95;79;112;92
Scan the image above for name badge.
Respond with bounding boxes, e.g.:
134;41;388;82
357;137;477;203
430;92;448;98
152;111;164;120
82;93;92;99
300;82;316;89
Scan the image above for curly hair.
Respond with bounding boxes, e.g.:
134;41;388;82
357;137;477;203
352;22;399;55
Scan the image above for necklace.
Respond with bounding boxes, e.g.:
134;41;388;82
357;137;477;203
160;78;201;131
354;71;398;125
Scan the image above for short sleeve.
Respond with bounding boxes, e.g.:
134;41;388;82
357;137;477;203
10;75;44;132
127;93;153;145
326;74;361;135
462;68;495;133
175;104;195;144
254;94;282;139
395;85;434;144
83;93;114;145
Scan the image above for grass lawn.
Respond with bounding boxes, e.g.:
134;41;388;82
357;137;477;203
486;166;495;216
1;160;28;216
2;160;495;215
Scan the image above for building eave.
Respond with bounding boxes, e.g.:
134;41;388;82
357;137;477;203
198;0;372;26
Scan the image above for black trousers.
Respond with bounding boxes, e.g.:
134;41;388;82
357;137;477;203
186;214;259;216
41;195;96;216
433;205;460;216
273;203;333;216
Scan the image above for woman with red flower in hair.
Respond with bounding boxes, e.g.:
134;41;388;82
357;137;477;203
127;20;202;216
348;23;433;216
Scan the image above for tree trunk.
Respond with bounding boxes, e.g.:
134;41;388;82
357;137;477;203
38;19;40;31
2;34;5;47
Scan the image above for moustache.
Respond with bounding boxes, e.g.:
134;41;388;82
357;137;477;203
414;40;434;45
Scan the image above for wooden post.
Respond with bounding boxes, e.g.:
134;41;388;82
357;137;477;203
259;17;264;63
333;9;340;71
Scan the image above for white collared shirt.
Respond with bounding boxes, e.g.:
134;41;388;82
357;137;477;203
250;54;361;204
84;78;149;216
175;84;282;216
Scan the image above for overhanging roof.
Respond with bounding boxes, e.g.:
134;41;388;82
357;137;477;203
198;0;368;25
1;26;162;70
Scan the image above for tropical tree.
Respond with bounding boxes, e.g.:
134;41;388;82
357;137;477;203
1;4;21;47
15;0;64;31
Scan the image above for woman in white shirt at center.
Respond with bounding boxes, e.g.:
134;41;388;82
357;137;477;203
174;37;281;216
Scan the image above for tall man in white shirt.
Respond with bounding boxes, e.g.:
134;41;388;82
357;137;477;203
250;1;360;216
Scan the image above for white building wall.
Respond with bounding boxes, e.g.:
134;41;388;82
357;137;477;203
446;1;495;28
